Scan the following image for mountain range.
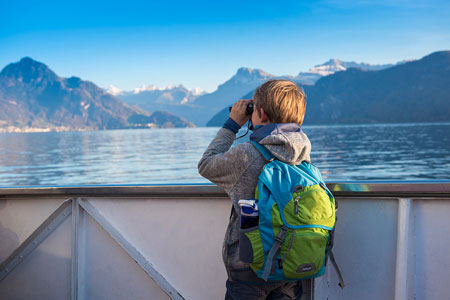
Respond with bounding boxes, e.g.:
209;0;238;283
1;52;448;132
109;83;203;108
207;51;450;126
114;59;400;125
109;84;204;127
0;58;194;132
304;51;450;124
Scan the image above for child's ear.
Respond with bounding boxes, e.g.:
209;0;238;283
260;108;270;124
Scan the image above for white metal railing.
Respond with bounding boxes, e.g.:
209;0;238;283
1;182;449;300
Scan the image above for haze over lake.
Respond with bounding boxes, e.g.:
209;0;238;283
0;123;449;187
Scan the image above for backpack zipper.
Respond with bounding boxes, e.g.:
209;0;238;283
294;196;300;214
294;185;304;215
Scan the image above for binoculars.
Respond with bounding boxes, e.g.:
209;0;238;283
229;102;254;116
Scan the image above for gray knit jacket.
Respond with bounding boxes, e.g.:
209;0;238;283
198;123;311;282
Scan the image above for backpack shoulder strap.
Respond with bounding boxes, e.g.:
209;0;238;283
250;141;274;161
328;249;345;289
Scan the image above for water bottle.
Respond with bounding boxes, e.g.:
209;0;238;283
238;199;259;229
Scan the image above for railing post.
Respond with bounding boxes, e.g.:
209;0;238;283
72;198;79;300
72;198;86;300
395;198;412;300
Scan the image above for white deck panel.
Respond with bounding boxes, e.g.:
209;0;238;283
0;183;449;300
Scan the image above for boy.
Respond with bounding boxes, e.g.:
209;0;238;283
198;79;310;299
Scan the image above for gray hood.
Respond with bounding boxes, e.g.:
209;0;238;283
250;123;311;165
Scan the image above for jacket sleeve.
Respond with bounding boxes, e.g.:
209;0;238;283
198;127;254;194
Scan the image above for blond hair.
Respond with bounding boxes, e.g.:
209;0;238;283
253;79;306;126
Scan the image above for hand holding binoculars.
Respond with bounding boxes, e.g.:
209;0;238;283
229;102;254;116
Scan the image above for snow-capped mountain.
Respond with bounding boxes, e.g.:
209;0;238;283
195;67;274;107
296;59;406;84
187;67;275;124
111;84;205;127
131;83;204;97
107;85;124;96
225;67;274;85
109;84;205;107
308;58;396;76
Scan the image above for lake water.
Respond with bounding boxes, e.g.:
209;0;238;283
0;123;449;186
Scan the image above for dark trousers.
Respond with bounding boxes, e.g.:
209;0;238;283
225;280;303;300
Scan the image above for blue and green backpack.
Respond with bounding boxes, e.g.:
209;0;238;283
239;141;344;286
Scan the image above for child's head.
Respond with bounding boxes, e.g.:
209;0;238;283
253;79;306;126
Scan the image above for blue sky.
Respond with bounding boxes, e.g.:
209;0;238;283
1;0;449;92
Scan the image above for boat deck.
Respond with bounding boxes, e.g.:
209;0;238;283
1;182;449;299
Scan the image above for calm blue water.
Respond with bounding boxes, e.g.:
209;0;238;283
0;123;449;186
